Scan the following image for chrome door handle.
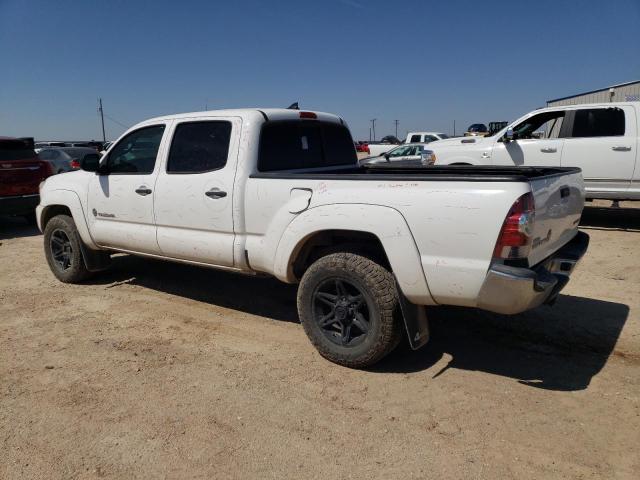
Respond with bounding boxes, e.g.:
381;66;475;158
205;188;227;199
135;186;152;196
612;146;631;151
540;147;557;153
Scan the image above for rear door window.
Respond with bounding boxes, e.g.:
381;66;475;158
258;121;356;171
570;108;625;137
167;121;232;173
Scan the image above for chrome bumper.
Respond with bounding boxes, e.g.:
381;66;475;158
477;231;589;315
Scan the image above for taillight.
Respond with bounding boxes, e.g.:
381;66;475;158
365;145;370;154
493;192;535;260
70;159;80;169
299;111;317;119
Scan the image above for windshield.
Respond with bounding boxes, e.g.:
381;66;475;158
438;134;449;139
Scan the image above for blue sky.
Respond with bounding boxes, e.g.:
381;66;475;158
1;0;639;141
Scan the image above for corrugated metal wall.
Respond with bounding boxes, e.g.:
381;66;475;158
547;82;640;107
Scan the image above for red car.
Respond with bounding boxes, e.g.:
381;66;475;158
355;141;369;154
0;137;53;221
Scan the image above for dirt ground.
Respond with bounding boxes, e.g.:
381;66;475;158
1;203;639;479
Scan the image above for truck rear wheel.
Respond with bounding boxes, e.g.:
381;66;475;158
297;252;402;368
43;214;91;283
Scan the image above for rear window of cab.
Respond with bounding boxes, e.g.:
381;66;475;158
258;121;356;172
0;140;36;161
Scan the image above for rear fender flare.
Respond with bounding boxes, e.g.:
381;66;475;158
274;204;435;305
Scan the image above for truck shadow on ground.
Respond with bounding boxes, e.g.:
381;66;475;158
580;205;640;231
374;297;629;391
94;254;629;392
0;216;40;240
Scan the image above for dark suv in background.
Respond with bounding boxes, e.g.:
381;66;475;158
0;137;53;222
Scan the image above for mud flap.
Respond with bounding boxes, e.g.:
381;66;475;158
79;242;111;272
396;281;430;350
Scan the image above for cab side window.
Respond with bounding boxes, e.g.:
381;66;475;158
107;125;165;174
167;121;232;173
570;108;625;138
410;134;421;142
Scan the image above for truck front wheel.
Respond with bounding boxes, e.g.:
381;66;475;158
43;214;91;283
297;252;402;368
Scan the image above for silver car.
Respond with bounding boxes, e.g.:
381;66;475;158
38;147;100;174
358;143;436;167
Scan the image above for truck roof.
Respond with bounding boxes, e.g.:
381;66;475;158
540;101;640;111
143;108;345;125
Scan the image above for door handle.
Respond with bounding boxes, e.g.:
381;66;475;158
205;188;227;199
540;147;557;153
612;146;631;152
135;186;152;196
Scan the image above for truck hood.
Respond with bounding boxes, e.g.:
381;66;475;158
429;136;493;148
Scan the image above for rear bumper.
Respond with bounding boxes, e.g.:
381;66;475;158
0;194;39;216
477;231;589;315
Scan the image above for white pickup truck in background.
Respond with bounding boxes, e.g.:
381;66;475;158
428;102;640;200
37;108;588;367
405;131;449;143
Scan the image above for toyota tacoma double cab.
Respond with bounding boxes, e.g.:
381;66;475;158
37;108;589;367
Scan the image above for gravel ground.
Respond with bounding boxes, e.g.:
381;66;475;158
1;204;639;479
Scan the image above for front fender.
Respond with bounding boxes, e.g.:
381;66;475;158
274;204;435;305
37;189;97;249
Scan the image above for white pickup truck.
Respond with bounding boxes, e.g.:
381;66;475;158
37;108;589;367
429;102;640;200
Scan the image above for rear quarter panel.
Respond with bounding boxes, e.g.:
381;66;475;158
243;177;528;307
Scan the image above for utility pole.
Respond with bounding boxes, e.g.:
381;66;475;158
369;127;372;142
394;119;399;139
453;120;456;137
98;98;106;142
370;118;377;141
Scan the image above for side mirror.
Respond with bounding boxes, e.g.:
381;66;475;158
504;127;515;142
80;153;100;172
383;152;390;160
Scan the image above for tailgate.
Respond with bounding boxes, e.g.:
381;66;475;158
0;160;51;197
528;169;584;266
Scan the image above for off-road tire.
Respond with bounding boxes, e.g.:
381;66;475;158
297;252;402;368
43;214;91;283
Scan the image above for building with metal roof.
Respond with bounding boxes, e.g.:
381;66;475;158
547;80;640;107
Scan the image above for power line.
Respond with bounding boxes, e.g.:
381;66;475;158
103;113;129;129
